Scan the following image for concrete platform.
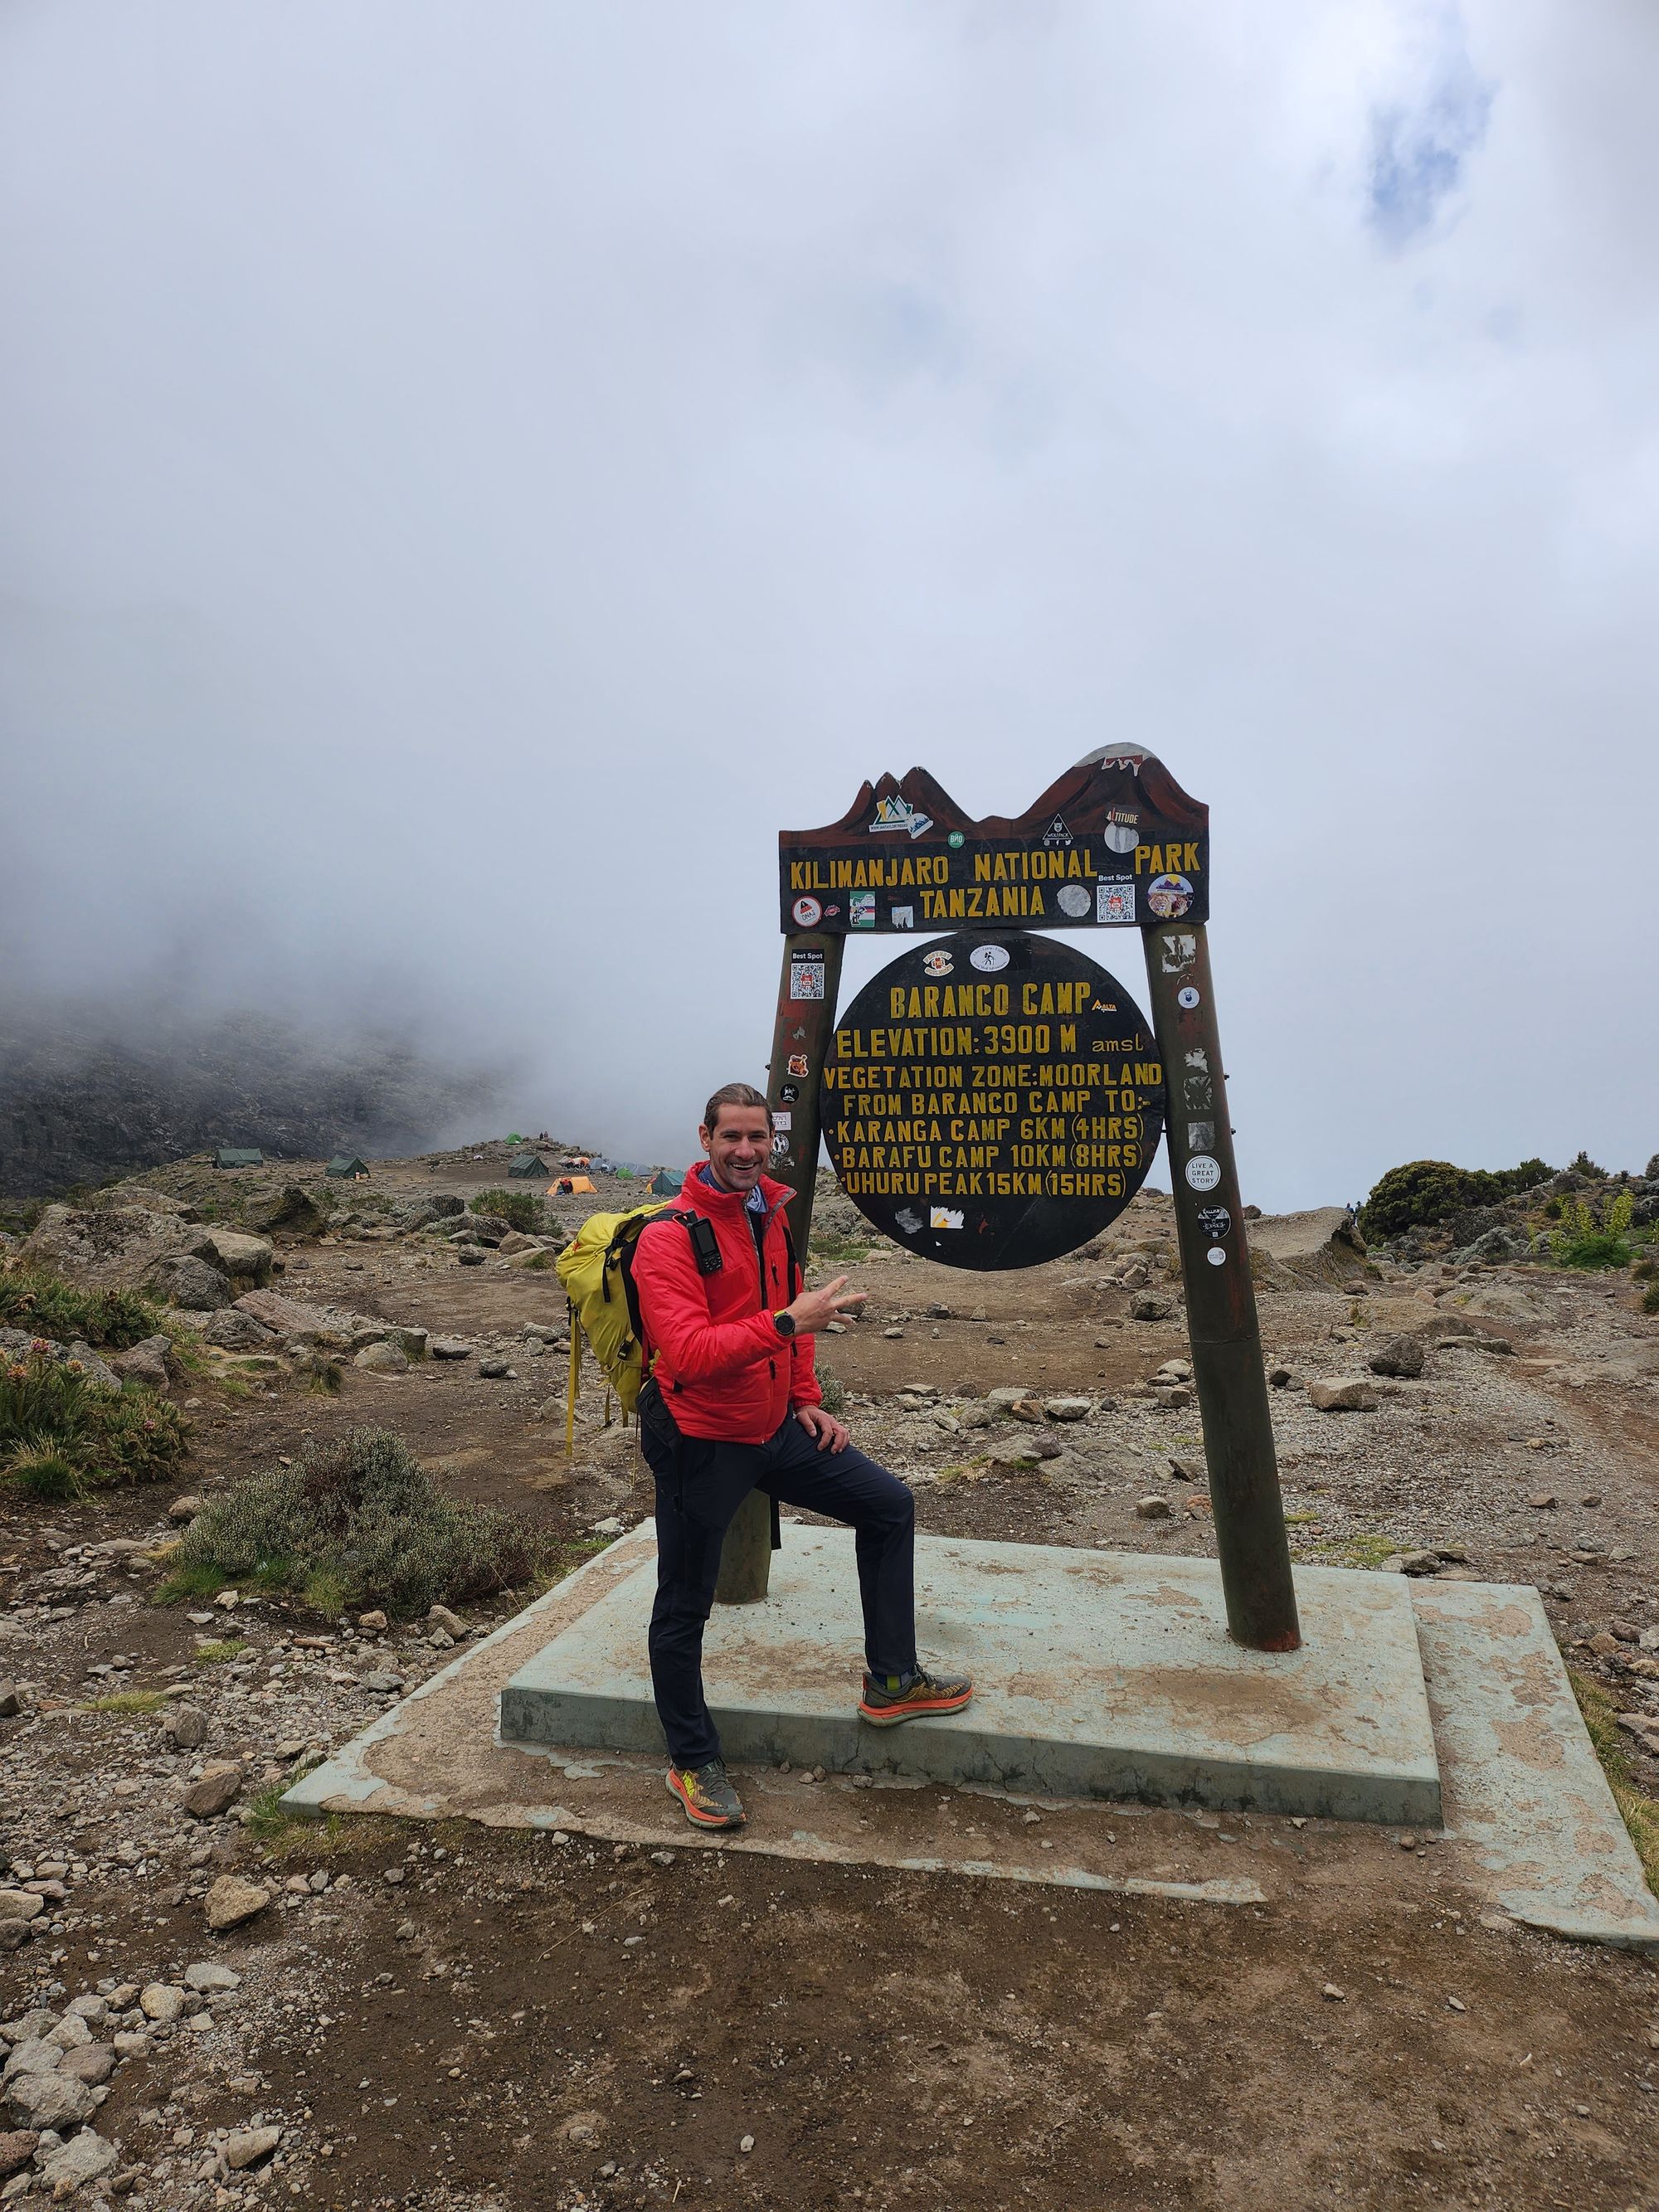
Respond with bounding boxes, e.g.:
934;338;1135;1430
280;1523;1659;1949
498;1526;1443;1826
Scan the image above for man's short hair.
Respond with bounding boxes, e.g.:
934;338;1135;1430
703;1081;769;1132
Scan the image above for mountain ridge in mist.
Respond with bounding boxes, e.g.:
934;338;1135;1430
0;994;508;1198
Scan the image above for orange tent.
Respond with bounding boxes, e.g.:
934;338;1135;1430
552;1175;596;1195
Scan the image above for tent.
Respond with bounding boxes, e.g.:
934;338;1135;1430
649;1169;679;1196
214;1148;263;1169
562;1155;592;1169
552;1175;596;1195
326;1155;370;1179
508;1154;549;1179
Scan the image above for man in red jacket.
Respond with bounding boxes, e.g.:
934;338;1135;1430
630;1082;973;1830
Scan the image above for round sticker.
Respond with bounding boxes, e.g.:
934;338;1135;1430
1176;985;1200;1009
947;829;966;848
921;948;955;977
969;942;1010;973
791;896;822;927
1147;873;1194;919
1103;822;1138;854
1185;1154;1222;1192
1057;883;1092;919
1205;1246;1227;1266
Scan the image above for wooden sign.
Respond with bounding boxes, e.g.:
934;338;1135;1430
779;751;1208;938
820;930;1163;1268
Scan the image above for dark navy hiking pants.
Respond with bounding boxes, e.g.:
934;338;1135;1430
638;1410;917;1772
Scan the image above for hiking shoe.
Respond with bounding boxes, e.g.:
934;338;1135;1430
665;1759;747;1830
858;1666;975;1727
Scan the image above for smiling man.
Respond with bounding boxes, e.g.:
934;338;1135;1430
630;1081;973;1830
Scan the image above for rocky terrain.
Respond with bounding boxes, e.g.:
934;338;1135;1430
0;1145;1652;2207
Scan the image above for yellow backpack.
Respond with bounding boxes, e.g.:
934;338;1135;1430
553;1203;705;1456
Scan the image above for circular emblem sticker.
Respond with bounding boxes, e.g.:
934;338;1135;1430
947;830;966;848
921;948;954;978
1056;883;1092;919
1147;873;1194;919
1102;822;1138;855
1176;985;1200;1009
1185;1154;1222;1192
1205;1246;1227;1266
791;896;822;926
969;942;1010;973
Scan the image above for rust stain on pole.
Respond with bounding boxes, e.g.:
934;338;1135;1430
713;930;846;1607
1140;921;1301;1653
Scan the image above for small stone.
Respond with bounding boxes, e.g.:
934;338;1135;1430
223;2126;281;2171
1586;1631;1620;1659
362;1671;403;1694
1446;1995;1467;2012
5;2069;95;2131
181;1762;244;1819
204;1874;270;1931
354;1341;408;1373
40;2127;115;2192
357;1611;388;1634
429;1338;471;1360
1267;1365;1292;1388
1135;1495;1173;1519
182;1962;240;1993
0;1685;21;1721
1398;1551;1442;1578
55;2043;114;2087
985;1386;1038;1407
426;1605;466;1637
1128;1291;1175;1322
477;1357;514;1378
1168;1456;1203;1483
739;2135;755;2154
1525;1494;1559;1511
1321;1983;1345;2002
139;1986;185;2024
0;1894;42;1925
1044;1398;1092;1422
43;2016;89;2052
164;1704;210;1751
383;1866;406;1886
1306;1378;1378;1413
1367;1334;1426;1380
882;1328;904;1340
1579;1494;1603;1509
0;2134;37;2181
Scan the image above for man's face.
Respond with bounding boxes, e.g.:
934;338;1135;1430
700;1105;771;1194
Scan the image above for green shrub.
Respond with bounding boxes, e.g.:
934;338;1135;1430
1568;1150;1608;1180
171;1427;547;1620
1358;1155;1560;1242
1643;1283;1659;1316
1550;1191;1634;1271
0;1268;166;1350
0;1348;187;1499
472;1189;544;1233
817;1370;847;1417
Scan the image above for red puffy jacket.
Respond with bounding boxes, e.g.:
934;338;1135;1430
630;1166;820;1445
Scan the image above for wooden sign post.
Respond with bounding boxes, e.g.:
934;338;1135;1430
727;747;1300;1652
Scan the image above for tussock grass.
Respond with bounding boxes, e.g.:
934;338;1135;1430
0;1268;165;1350
172;1427;549;1621
82;1689;169;1715
1569;1668;1659;1896
192;1638;249;1664
1;1346;187;1498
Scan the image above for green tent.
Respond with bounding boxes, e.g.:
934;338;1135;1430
508;1154;549;1179
214;1148;263;1169
649;1169;679;1197
326;1155;370;1179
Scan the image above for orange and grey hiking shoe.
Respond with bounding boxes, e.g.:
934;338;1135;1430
664;1759;747;1830
858;1666;975;1727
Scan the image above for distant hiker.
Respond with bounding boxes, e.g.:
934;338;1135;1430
630;1082;973;1830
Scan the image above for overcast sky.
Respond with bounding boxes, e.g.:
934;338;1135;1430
2;1;1655;1208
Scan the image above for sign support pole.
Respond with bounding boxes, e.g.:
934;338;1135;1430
713;928;845;1606
1141;923;1301;1652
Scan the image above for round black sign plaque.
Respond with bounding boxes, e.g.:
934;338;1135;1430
820;929;1165;1270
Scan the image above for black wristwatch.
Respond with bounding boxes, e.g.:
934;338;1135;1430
772;1309;797;1339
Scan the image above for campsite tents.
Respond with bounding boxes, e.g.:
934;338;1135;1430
552;1175;596;1196
508;1154;549;1179
214;1148;263;1169
648;1169;679;1197
326;1155;370;1179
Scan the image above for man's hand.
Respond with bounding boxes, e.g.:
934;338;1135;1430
782;1273;867;1334
795;1403;850;1453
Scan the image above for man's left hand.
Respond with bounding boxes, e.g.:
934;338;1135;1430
795;1404;849;1454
